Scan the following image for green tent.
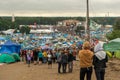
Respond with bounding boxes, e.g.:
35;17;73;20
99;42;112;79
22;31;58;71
11;53;20;61
109;38;120;43
115;51;120;59
104;42;120;51
104;38;120;51
0;54;15;63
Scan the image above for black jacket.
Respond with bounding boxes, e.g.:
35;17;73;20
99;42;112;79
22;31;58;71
61;54;68;64
68;54;74;62
93;54;108;69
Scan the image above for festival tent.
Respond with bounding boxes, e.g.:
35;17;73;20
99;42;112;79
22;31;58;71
115;51;120;59
109;38;120;43
108;38;120;58
0;36;6;40
0;40;21;54
11;53;20;61
0;54;15;63
104;38;120;51
2;29;15;35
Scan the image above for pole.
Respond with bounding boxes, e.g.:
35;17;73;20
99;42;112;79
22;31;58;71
86;0;90;41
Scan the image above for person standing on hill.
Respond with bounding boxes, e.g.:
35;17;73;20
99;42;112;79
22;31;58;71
26;50;32;67
78;41;93;80
47;52;52;69
38;49;43;65
42;49;48;63
33;48;39;65
20;49;27;63
72;48;77;60
68;49;74;73
56;49;62;73
93;42;108;80
61;50;68;73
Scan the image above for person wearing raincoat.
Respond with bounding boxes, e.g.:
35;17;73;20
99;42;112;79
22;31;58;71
93;41;108;80
42;50;48;63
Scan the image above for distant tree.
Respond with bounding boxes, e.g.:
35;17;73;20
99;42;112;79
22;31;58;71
106;19;120;40
10;22;19;29
19;25;30;34
113;18;120;30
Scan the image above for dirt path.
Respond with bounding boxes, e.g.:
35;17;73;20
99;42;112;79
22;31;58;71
0;59;120;80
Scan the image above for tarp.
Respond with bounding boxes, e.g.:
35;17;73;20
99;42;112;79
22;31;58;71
89;20;101;30
0;40;21;54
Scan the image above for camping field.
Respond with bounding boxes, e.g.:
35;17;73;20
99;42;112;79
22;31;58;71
0;58;120;80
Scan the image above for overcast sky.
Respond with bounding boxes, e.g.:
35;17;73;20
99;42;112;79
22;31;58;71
0;0;120;17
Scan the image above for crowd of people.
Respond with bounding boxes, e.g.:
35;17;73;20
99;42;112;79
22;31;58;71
20;47;78;73
20;39;108;80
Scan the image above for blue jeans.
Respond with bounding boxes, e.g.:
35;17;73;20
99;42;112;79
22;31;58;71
95;68;105;80
43;57;47;63
80;67;92;80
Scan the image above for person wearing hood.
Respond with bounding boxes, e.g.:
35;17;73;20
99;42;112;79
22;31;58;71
93;41;108;80
78;41;93;80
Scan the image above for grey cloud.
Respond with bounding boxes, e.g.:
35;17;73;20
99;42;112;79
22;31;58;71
0;0;85;11
0;0;119;16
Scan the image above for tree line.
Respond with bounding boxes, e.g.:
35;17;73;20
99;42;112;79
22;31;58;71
106;18;120;40
0;16;119;26
0;16;120;40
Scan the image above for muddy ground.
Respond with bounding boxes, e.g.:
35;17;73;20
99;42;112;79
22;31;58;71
0;58;120;80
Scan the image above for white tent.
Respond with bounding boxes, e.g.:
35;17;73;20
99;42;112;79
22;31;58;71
30;29;54;33
2;29;15;35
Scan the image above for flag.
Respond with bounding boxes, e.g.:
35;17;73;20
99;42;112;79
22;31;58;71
89;20;101;30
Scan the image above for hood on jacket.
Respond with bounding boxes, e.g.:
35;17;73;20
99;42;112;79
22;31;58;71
94;41;104;53
95;51;106;60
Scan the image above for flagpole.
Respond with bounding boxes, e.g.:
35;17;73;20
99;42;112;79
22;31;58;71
86;0;90;41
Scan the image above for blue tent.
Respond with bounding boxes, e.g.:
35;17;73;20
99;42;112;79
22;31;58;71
0;36;5;40
0;40;21;54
